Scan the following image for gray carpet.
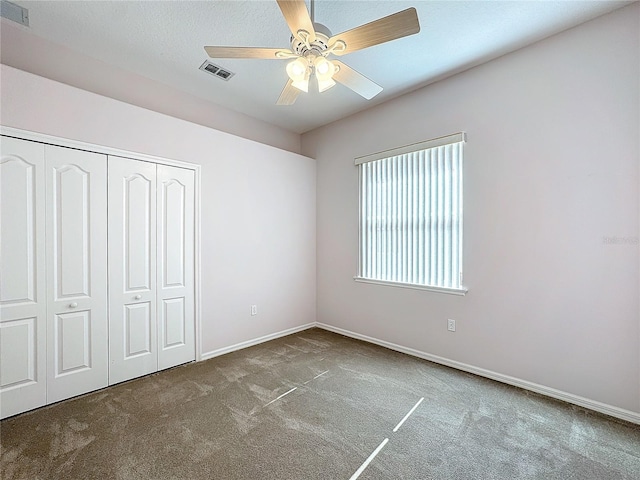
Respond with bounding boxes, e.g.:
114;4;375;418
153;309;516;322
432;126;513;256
1;328;639;479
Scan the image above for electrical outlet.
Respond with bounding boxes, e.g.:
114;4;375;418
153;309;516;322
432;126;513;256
447;319;456;332
251;305;257;316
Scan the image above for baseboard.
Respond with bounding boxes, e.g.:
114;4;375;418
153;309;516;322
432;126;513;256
316;322;640;425
200;323;316;361
197;320;640;425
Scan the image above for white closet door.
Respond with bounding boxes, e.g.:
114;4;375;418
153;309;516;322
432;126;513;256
45;145;108;403
0;137;47;419
108;156;158;384
157;165;195;370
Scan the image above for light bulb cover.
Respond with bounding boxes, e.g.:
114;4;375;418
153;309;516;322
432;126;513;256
286;58;310;92
314;57;335;78
288;60;306;78
292;79;310;92
317;77;336;93
316;60;330;75
314;57;336;93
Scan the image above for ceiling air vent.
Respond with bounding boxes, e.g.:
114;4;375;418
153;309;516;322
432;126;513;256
199;60;234;81
1;0;29;26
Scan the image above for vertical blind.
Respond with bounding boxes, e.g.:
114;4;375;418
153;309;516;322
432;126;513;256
356;133;464;290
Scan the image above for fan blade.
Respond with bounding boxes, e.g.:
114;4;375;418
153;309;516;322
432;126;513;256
329;8;420;56
276;0;316;42
333;61;383;100
276;79;301;105
204;46;292;59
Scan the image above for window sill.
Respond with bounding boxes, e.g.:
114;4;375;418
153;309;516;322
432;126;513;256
353;277;468;296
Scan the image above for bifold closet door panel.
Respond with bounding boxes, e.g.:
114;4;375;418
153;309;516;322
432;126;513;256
0;137;47;419
108;156;158;384
45;145;109;403
157;165;195;370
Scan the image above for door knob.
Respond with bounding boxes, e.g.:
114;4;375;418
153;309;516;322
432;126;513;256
134;295;142;300
69;302;78;308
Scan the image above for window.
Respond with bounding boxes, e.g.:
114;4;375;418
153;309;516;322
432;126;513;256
355;133;466;295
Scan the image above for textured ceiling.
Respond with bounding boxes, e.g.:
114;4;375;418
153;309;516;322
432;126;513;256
2;0;633;134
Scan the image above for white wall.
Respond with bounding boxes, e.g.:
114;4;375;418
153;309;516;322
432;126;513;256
302;4;640;413
0;64;316;356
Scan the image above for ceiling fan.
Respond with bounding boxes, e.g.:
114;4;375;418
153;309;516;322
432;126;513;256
204;0;420;105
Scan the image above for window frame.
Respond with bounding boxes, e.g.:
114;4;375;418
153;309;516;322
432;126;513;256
354;133;467;296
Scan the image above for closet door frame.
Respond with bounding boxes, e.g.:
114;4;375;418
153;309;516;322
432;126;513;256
1;127;203;365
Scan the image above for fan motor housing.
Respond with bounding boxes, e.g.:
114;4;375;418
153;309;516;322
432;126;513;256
290;22;332;57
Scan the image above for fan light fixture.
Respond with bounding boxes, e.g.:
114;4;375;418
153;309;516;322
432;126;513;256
314;56;336;92
286;57;310;92
287;55;337;93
